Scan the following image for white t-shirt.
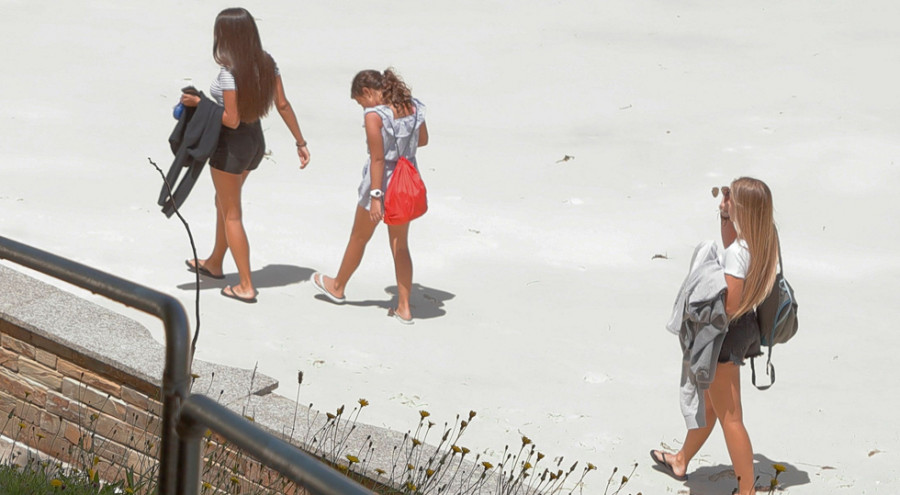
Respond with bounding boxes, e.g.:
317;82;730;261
722;239;750;279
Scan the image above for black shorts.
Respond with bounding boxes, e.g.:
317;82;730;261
210;120;265;175
718;311;763;365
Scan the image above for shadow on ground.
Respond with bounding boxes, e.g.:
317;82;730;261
312;283;455;320
655;453;809;494
176;264;314;290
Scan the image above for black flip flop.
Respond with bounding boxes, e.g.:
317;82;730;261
650;450;688;481
221;285;257;304
185;259;226;279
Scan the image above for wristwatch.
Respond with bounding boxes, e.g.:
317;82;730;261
369;189;383;199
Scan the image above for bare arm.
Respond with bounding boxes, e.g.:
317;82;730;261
274;76;310;168
719;194;736;247
221;90;240;129
724;274;744;317
721;215;737;248
181;91;238;129
418;122;429;147
364;112;385;222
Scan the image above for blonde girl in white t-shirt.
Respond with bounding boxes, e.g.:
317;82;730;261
652;177;779;495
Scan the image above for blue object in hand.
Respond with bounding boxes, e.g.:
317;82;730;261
173;102;185;120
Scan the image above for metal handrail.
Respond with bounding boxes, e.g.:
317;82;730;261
0;235;191;495
177;394;371;495
0;236;371;494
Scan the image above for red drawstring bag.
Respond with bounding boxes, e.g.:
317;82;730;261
384;156;427;225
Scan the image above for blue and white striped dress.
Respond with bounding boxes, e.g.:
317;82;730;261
357;98;426;211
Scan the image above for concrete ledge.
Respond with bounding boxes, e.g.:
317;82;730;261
0;263;488;493
0;264;276;404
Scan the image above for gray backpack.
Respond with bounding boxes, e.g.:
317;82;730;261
751;234;799;390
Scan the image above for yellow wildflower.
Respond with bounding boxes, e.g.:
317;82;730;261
482;461;494;470
770;478;780;488
773;463;787;473
451;445;462;453
375;468;386;475
346;455;360;464
419;410;430;419
50;479;63;487
426;469;435;477
522;435;532;446
358;398;369;407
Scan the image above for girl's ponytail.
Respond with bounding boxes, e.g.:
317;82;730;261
350;68;414;113
382;68;413;113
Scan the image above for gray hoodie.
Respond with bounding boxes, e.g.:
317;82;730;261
667;240;729;429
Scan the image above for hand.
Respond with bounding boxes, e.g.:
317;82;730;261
369;197;383;223
719;195;732;221
297;144;310;169
181;93;201;107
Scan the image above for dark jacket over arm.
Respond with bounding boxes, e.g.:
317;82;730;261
158;93;223;217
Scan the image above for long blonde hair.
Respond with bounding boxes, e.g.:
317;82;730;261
730;177;779;319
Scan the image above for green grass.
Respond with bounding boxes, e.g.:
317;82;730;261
0;461;120;495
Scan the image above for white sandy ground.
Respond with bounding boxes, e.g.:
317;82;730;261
2;0;900;493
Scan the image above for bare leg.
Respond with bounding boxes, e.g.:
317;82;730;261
387;221;412;320
709;362;756;495
656;390;717;479
321;206;378;299
210;168;255;298
189;171;249;277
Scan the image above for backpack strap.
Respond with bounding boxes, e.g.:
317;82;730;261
378;102;418;160
751;229;783;390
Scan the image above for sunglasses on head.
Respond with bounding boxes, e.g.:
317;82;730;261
711;186;730;199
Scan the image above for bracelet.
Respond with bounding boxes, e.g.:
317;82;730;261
296;141;307;148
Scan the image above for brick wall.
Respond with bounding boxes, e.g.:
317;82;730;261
0;323;311;494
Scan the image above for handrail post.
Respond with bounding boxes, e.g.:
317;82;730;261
178;394;373;495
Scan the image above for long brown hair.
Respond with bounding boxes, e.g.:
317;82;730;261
351;68;414;115
730;177;779;319
213;8;276;123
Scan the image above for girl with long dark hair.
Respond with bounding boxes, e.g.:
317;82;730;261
182;7;310;303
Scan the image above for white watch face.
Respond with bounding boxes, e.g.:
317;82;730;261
370;189;383;198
